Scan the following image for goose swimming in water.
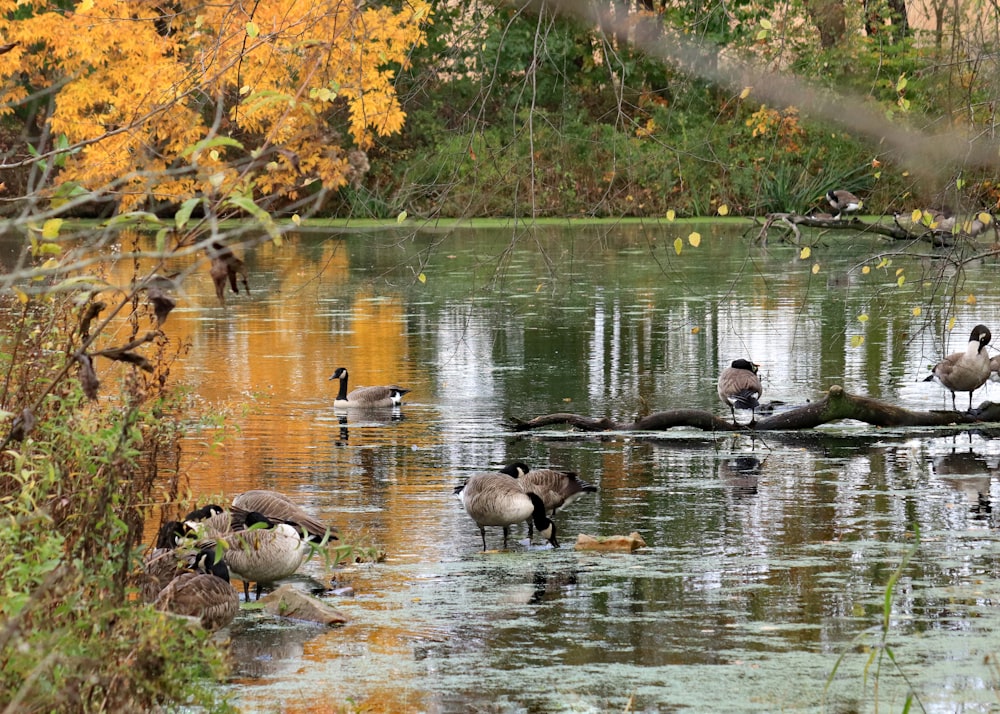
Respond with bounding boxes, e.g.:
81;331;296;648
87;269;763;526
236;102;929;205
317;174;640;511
328;367;410;408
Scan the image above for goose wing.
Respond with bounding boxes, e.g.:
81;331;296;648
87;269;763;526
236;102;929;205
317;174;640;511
520;469;597;512
231;490;337;542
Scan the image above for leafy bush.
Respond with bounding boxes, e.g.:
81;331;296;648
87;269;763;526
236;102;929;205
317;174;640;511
0;276;233;711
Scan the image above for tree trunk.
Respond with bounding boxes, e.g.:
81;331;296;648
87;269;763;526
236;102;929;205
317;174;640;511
510;385;1000;433
803;0;848;48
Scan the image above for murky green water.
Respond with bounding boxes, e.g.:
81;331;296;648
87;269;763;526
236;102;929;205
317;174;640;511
53;222;1000;711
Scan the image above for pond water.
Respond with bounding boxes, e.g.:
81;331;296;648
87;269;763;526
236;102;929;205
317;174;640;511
119;223;1000;711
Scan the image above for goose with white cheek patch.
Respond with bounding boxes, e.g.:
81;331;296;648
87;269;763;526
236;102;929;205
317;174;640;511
328;366;410;408
455;471;558;551
925;324;992;411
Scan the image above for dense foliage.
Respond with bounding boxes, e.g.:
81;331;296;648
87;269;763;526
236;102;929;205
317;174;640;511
2;0;998;220
0;261;234;711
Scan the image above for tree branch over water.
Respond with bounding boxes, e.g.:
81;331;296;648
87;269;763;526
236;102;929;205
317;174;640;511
509;385;1000;432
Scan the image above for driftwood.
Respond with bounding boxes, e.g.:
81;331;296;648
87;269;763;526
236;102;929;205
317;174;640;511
509;385;1000;433
752;213;996;247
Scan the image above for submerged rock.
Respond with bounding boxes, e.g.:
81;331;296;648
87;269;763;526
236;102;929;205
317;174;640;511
574;532;646;552
260;584;348;625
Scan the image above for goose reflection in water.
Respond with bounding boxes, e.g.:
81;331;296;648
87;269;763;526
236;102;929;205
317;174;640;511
720;455;763;498
332;409;404;446
228;621;316;680
932;449;993;522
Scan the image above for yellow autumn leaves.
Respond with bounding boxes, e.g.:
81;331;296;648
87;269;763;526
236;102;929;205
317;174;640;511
668;204;726;255
0;0;432;210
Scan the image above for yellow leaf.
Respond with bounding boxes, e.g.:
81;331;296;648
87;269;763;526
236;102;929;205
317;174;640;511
688;232;701;247
947;316;956;331
418;273;426;284
673;237;683;255
42;218;63;240
740;87;751;99
910;208;922;223
978;212;992;225
666;209;676;222
396;211;408;223
291;214;301;226
895;75;907;92
966;293;977;305
760;18;772;29
799;246;811;260
858;314;869;323
13;288;27;304
812;263;820;274
850;335;865;348
718;204;729;216
895;268;904;276
246;21;259;38
912;306;922;316
861;266;871;275
77;0;94;11
897;275;905;287
691;326;701;334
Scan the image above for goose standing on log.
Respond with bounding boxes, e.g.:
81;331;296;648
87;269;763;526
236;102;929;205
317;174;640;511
925;324;992;411
328;367;410;408
718;359;763;425
455;471;559;551
498;462;597;537
826;190;861;220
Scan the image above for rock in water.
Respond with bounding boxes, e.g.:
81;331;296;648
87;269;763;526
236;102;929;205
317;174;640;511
260;584;349;625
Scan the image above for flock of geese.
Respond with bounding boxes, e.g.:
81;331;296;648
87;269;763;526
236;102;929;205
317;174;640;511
147;331;997;630
718;324;998;425
144;489;337;631
823;189;994;236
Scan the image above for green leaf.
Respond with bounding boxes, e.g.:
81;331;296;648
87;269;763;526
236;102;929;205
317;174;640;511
175;197;202;231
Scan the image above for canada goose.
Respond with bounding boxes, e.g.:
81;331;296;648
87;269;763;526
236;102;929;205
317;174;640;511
328;367;410;408
154;547;240;630
990;355;1000;383
965;213;993;237
455;472;558;551
926;208;956;232
498;462;597;536
924;324;992;410
826;190;861;219
184;504;232;536
141;520;189;602
718;359;763;425
223;511;313;601
230;489;336;543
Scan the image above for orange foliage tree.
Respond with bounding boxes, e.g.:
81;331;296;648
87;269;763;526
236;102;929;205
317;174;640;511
0;0;431;213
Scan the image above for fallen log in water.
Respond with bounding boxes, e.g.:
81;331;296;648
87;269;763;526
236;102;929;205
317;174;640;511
509;385;1000;432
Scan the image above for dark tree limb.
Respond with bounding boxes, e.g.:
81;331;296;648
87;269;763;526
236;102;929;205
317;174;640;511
753;213;959;247
509;385;1000;433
